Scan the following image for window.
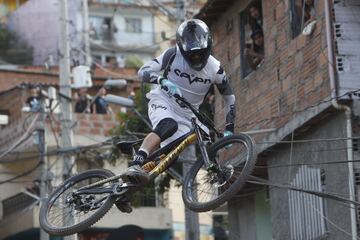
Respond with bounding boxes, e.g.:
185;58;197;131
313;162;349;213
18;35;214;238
2;192;37;217
89;16;117;42
290;0;317;38
288;166;327;239
0;110;9;126
240;0;264;78
105;56;118;68
125;18;142;33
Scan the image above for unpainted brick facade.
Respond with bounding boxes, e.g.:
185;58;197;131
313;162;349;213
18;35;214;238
0;67;138;154
206;0;330;142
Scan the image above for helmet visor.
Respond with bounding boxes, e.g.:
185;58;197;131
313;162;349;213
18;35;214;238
184;48;209;70
180;32;209;51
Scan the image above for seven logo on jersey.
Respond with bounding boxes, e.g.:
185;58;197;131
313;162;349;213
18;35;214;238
174;69;211;85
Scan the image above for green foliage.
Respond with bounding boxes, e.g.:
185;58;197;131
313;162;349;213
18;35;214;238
124;55;144;69
110;86;151;136
131;180;156;207
156;172;182;195
0;26;33;64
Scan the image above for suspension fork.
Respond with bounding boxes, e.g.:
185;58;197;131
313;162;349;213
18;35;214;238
192;118;218;172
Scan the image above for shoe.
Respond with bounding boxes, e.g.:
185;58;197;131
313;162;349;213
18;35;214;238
115;199;133;213
121;165;150;185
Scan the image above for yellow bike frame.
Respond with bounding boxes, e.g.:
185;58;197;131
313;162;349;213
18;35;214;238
149;133;197;178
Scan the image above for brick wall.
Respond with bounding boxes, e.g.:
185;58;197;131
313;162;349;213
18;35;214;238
73;113;118;137
0;66;138;93
0;87;122;154
0;65;138;152
0;88;30;150
207;0;331;141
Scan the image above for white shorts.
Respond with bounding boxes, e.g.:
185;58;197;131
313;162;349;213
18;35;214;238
147;88;195;147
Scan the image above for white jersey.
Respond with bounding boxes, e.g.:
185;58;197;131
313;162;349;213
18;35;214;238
138;46;236;139
163;46;225;106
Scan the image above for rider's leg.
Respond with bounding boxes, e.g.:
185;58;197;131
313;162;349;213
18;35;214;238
123;118;178;185
130;132;161;166
117;118;178;213
131;118;178;166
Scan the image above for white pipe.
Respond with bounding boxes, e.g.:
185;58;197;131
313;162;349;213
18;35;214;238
325;1;357;239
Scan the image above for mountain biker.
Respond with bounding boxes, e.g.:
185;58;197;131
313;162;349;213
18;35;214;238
118;19;236;211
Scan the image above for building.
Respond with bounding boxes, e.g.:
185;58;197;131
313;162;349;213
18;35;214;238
6;0;178;67
1;1;216;239
0;0;28;22
0;66;174;240
196;0;360;239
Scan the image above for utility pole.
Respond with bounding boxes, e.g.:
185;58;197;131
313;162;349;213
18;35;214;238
38;94;49;240
175;0;187;25
174;0;200;239
180;145;200;240
59;1;77;240
81;0;91;66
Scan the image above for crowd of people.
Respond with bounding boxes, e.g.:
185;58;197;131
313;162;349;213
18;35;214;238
244;3;264;71
25;85;112;114
244;0;316;71
73;87;112;114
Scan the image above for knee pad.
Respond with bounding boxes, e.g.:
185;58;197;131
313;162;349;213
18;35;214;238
153;118;178;141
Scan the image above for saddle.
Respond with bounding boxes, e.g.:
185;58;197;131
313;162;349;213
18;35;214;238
115;138;143;155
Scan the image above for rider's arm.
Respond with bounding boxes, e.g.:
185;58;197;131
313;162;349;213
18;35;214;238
214;66;236;133
138;47;176;84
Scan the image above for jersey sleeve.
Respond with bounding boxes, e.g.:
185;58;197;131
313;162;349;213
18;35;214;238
138;47;176;84
214;65;236;133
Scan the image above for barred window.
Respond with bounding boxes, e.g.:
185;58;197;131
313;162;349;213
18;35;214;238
288;166;327;239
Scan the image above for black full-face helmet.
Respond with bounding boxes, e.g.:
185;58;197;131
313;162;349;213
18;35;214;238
176;19;212;71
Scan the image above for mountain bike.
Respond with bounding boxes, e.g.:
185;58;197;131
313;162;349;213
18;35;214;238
39;94;256;236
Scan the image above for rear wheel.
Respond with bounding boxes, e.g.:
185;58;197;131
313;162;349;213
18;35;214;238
182;134;255;212
39;169;116;236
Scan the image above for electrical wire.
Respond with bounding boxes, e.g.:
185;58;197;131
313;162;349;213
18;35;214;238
0;161;42;185
248;175;360;206
2;3;357;238
255;159;360;169
0;113;39;162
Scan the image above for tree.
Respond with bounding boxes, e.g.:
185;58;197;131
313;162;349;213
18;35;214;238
124;55;143;69
0;26;33;65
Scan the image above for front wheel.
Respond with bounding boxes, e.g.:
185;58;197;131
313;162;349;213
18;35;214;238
39;169;116;236
182;133;256;212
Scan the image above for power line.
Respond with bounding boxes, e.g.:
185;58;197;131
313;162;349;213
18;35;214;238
0;161;42;185
255;159;360;169
0;113;39;162
257;135;360;145
248;176;360;206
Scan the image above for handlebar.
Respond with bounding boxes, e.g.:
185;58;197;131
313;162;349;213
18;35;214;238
168;91;222;138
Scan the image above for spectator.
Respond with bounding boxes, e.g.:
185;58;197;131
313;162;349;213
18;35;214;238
74;87;92;113
245;30;264;70
248;3;263;32
26;86;41;111
293;0;316;36
93;87;112;114
302;0;317;36
304;0;316;26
